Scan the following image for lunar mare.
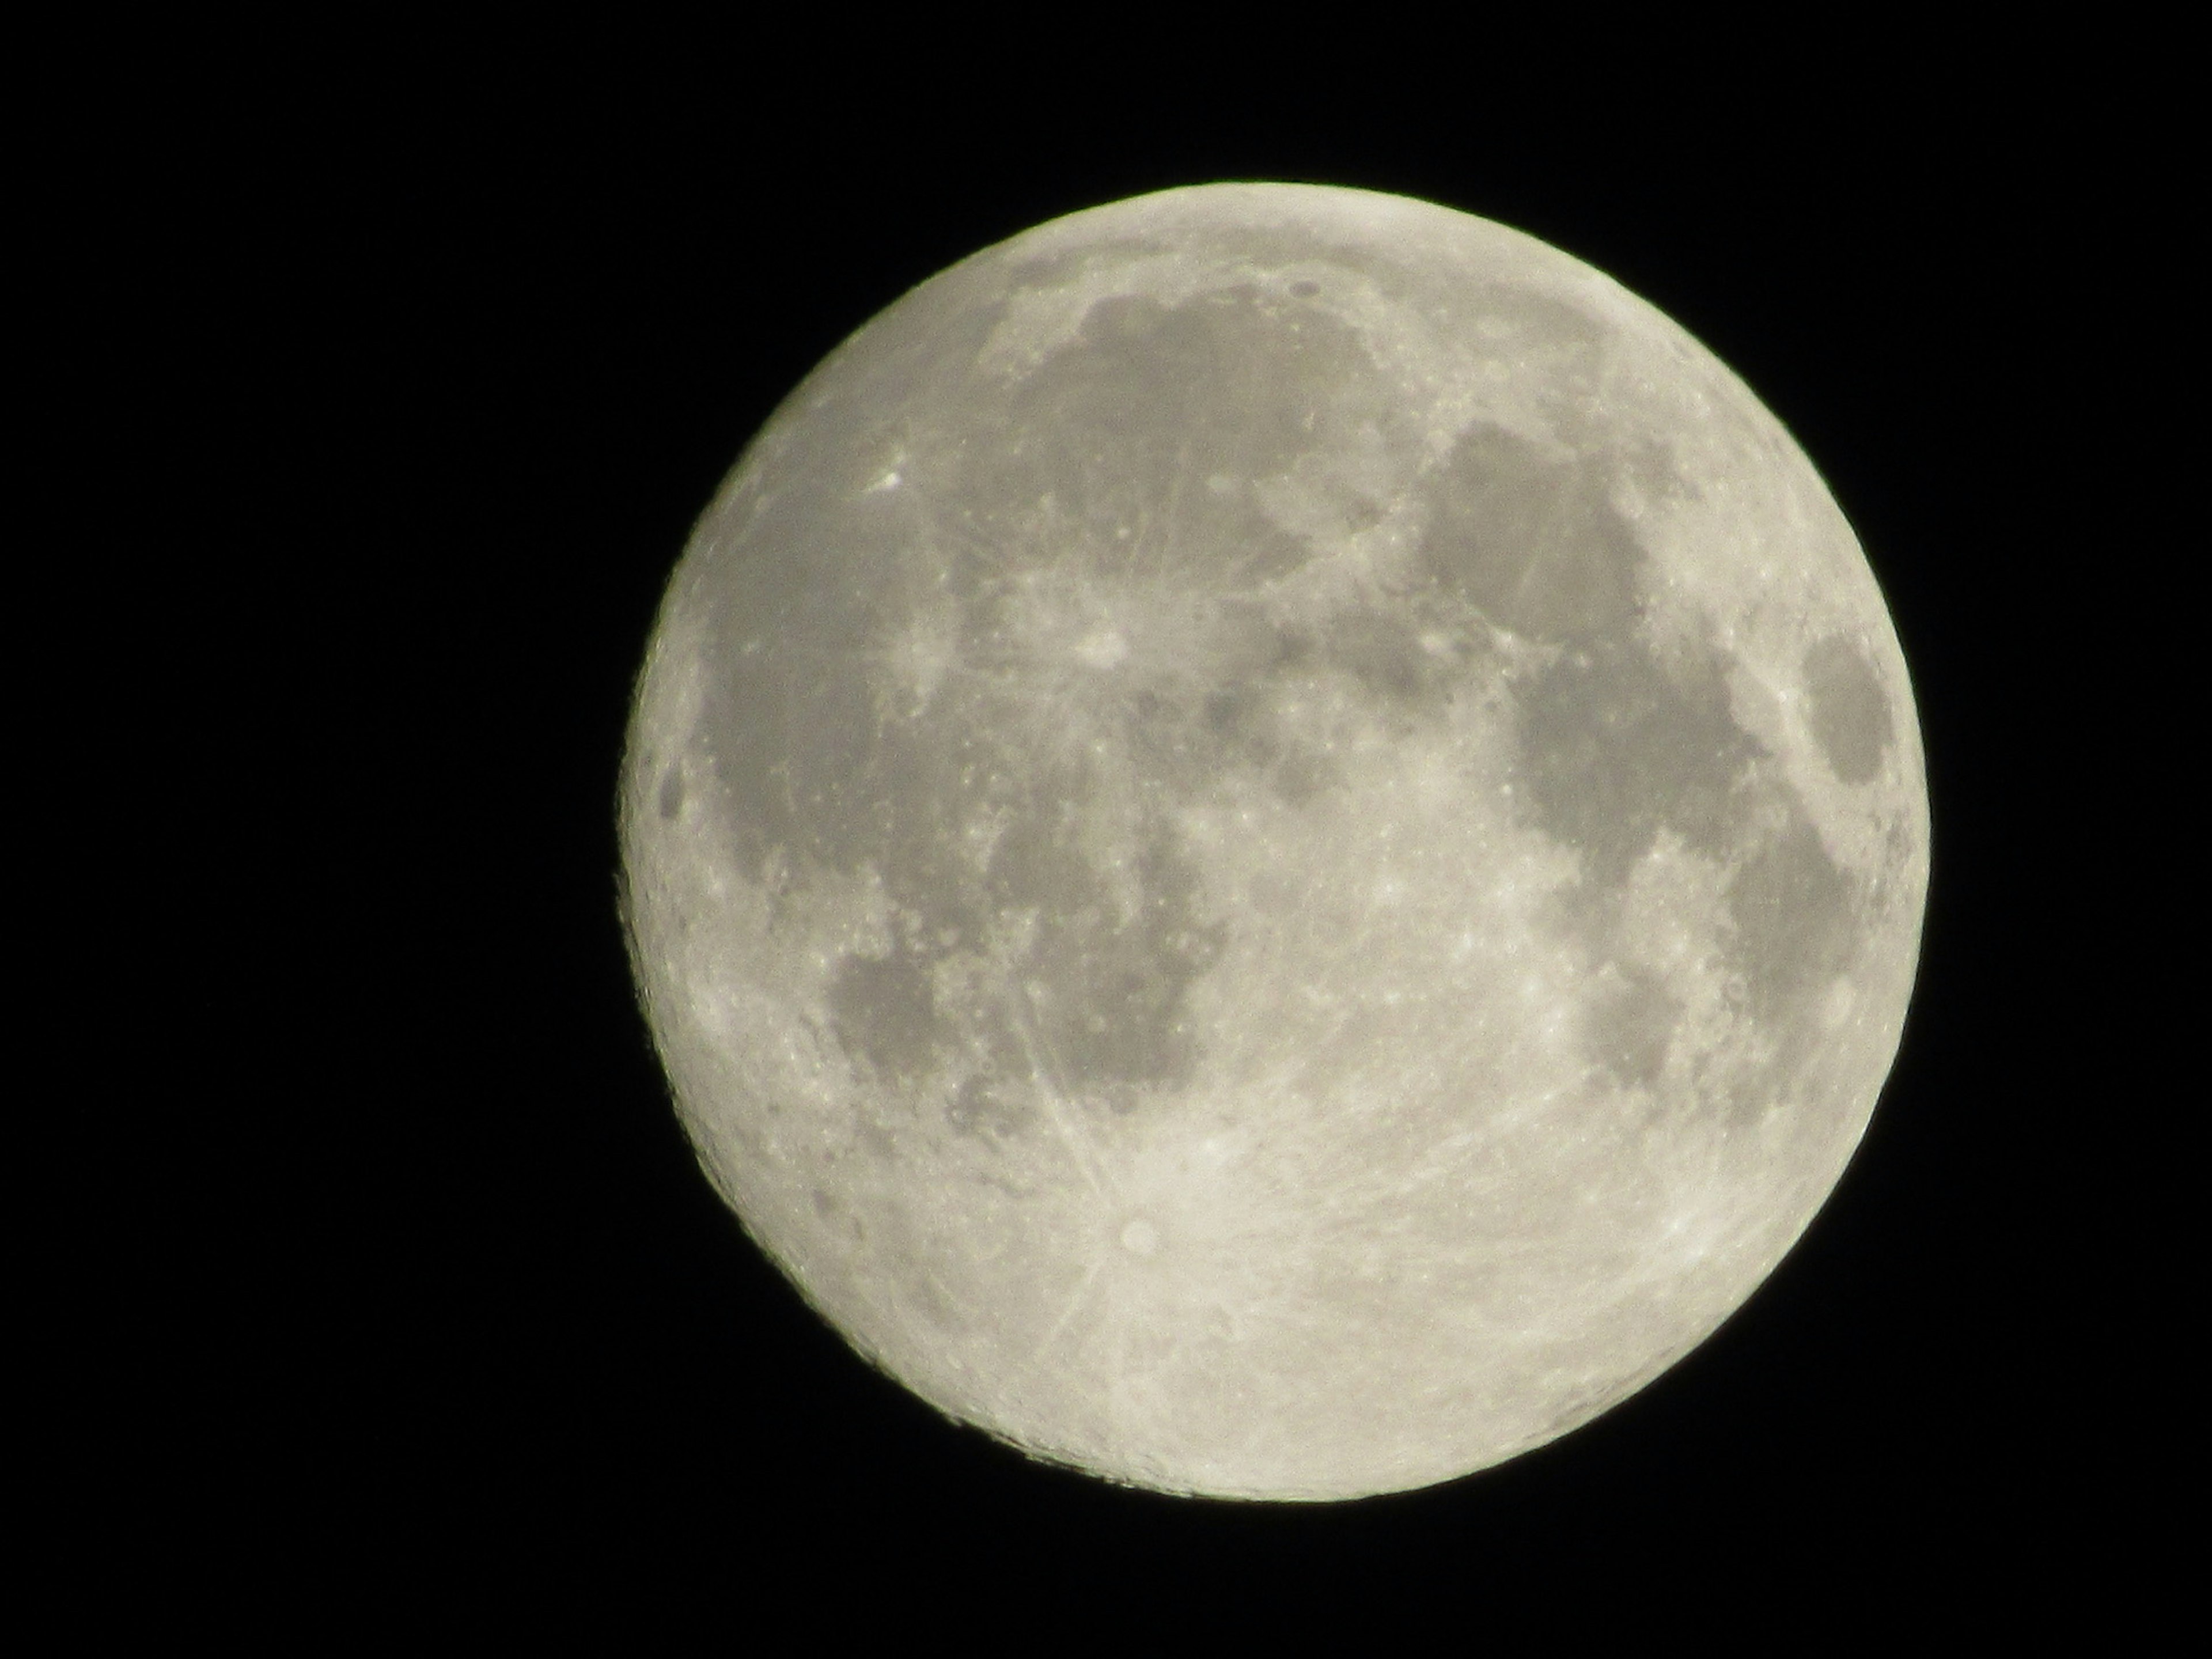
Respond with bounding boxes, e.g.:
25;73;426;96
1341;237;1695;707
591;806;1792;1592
619;185;1927;1500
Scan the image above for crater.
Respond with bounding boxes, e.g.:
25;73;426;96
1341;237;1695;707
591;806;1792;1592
947;1074;1036;1139
1802;635;1893;785
657;766;684;820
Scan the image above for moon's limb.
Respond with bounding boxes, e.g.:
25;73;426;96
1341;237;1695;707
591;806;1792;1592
619;184;1927;1500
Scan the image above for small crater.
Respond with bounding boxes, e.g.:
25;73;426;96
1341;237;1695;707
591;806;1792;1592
1802;635;1893;785
947;1074;1034;1139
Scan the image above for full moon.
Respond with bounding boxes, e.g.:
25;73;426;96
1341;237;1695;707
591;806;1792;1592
618;184;1927;1500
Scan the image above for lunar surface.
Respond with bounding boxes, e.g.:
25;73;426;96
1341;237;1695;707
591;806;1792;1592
618;184;1927;1500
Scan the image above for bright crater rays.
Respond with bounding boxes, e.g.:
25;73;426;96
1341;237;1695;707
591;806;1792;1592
619;184;1927;1501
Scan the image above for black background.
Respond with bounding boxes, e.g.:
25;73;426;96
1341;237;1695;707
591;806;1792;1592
128;23;2168;1638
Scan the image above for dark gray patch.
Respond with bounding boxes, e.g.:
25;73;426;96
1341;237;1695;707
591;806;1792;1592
1199;683;1281;766
962;285;1383;586
657;767;684;820
983;815;1226;1100
1418;424;1643;643
694;522;928;878
1514;641;1761;886
1585;967;1681;1089
1802;636;1893;785
1728;816;1857;1028
1125;616;1349;808
1288;279;1321;298
1268;745;1338;805
827;950;939;1082
686;271;1424;1119
1325;608;1441;709
1720;809;1863;1125
1114;688;1224;801
688;260;1018;876
694;276;1403;885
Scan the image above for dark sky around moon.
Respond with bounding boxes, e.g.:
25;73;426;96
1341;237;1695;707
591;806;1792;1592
128;28;2169;1637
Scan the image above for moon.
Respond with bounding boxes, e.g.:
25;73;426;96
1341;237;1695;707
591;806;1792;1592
618;184;1927;1501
